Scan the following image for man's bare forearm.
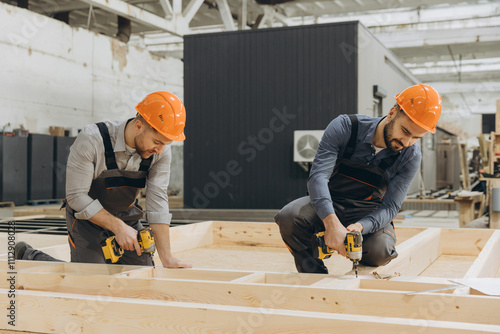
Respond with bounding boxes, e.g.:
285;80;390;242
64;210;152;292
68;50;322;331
149;223;173;263
89;208;124;233
149;223;192;268
323;213;347;257
89;209;141;254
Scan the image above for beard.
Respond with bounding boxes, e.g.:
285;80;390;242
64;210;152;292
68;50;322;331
134;135;154;159
383;118;405;153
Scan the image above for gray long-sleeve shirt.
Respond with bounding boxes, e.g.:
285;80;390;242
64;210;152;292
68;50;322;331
65;119;173;224
307;114;421;234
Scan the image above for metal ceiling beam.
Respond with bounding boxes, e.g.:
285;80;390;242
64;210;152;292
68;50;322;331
377;27;500;49
278;0;489;17
393;42;500;64
284;1;498;28
183;0;205;24
78;0;180;35
214;0;236;30
158;0;173;18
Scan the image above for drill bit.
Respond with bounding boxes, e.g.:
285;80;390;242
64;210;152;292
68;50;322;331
354;261;358;278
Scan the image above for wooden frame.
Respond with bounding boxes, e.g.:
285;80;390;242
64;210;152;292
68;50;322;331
1;221;500;333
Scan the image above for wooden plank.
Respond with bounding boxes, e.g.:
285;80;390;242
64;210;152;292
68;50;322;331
464;230;500;278
419;255;476;278
230;272;267;283
394;227;426;245
170;220;213;253
5;289;500;334
310;278;360;289
455;193;485;228
440;228;493;256
373;228;442;276
212;221;284;247
124;267;254;281
2;272;500;328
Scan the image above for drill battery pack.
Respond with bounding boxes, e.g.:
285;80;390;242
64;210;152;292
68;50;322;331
100;236;124;264
312;231;333;260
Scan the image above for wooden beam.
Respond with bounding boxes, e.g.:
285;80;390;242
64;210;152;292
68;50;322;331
170;220;213;253
212;221;284;247
454;193;485;227
2;272;500;329
463;230;500;278
440;228;493;256
5;289;499;333
374;228;442;276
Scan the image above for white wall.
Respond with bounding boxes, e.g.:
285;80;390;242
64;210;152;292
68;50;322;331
0;3;185;196
357;24;418;118
0;3;183;134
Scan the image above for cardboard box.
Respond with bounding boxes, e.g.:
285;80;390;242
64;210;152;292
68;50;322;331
49;126;65;137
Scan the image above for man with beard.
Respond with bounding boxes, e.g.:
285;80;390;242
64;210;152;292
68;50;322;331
275;84;442;273
16;91;191;268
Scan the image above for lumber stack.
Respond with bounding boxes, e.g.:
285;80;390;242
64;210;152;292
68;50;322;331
1;221;500;333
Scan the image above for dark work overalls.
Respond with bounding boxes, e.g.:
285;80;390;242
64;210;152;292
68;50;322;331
275;115;398;273
66;122;153;265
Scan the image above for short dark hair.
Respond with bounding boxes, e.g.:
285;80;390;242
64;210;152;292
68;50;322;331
135;113;157;133
393;103;406;118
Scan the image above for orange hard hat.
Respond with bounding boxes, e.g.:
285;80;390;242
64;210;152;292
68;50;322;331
395;84;442;134
135;91;186;141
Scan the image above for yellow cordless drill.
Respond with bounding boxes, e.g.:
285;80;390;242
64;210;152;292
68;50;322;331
312;230;363;277
101;227;156;267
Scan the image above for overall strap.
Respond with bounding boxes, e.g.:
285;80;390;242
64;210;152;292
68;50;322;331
343;115;359;159
139;156;153;171
96;122;118;170
378;153;399;170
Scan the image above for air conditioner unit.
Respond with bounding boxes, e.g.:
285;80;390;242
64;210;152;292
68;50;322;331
293;130;324;162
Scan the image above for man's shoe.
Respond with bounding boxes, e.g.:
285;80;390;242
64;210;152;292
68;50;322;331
15;241;33;260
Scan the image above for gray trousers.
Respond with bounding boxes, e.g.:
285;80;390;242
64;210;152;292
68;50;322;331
275;196;398;273
66;206;152;266
22;210;152;266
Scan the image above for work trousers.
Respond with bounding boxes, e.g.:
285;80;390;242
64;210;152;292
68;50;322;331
66;206;152;266
21;209;152;266
275;196;398;274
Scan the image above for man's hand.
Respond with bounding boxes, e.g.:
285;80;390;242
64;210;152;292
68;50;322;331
149;223;193;269
323;213;347;257
114;222;142;256
89;209;142;256
346;222;363;233
162;256;193;268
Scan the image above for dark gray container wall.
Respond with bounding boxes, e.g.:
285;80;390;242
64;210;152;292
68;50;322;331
0;135;28;205
184;22;358;209
28;134;54;200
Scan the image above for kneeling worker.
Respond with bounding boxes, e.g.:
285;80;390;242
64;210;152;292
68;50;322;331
275;84;441;273
16;91;191;268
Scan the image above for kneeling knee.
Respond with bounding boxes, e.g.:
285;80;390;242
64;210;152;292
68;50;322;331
361;249;398;267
